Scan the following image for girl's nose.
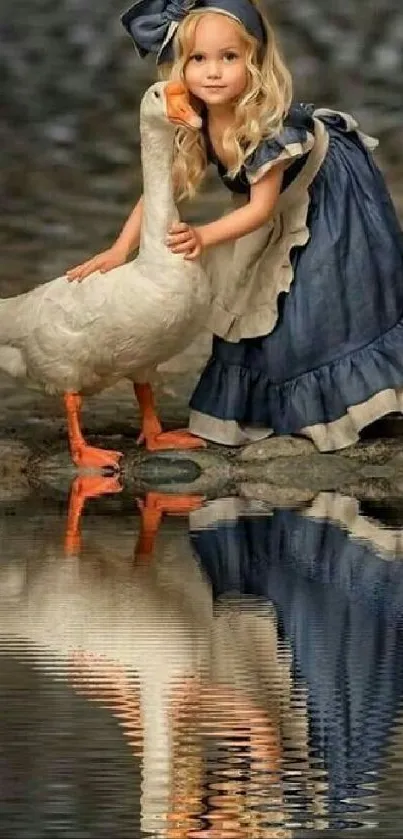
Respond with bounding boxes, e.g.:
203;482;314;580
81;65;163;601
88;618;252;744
206;61;221;78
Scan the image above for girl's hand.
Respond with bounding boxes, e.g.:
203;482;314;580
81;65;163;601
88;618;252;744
166;222;203;261
66;244;129;282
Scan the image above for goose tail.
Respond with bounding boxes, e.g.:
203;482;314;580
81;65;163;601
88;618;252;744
0;297;27;378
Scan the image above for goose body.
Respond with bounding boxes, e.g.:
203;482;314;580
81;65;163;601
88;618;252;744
0;82;210;462
0;249;207;394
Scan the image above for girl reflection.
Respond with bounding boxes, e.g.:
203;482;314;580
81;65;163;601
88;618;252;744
190;493;403;829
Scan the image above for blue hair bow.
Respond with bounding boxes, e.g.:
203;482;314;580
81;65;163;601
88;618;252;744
121;0;266;64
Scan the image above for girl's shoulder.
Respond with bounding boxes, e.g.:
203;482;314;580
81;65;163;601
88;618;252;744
243;103;316;186
284;102;316;131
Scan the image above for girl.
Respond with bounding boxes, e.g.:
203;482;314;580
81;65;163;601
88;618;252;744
68;0;403;452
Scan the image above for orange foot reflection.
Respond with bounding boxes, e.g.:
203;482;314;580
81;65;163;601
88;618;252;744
135;491;205;562
64;474;123;556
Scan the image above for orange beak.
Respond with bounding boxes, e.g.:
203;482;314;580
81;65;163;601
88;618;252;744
164;81;202;130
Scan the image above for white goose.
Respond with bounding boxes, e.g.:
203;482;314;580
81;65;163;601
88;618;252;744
0;81;209;468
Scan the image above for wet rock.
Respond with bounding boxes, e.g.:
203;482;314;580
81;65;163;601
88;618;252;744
15;433;403;498
239;482;315;507
3;395;403;500
24;437;233;498
131;453;202;486
340;437;403;463
124;446;233;497
234;452;352;488
237;435;316;461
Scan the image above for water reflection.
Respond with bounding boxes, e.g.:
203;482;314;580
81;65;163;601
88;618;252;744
191;494;403;832
0;487;403;834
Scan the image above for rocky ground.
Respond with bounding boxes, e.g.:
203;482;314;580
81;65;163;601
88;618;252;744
2;356;403;514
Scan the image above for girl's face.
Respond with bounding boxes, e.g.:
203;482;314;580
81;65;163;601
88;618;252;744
184;13;248;109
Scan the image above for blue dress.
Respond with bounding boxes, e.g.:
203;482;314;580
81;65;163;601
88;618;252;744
189;105;403;451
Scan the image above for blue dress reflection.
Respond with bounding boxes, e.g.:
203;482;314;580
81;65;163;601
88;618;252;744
190;494;403;828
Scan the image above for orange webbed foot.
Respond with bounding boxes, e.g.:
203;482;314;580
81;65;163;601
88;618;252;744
137;429;207;451
133;382;206;451
72;444;123;470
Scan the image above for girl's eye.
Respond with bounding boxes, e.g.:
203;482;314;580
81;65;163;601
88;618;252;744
188;51;238;63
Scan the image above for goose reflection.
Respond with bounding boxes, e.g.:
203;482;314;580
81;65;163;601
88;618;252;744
190;492;403;830
0;482;327;837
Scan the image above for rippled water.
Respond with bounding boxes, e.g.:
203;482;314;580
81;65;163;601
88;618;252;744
1;485;403;837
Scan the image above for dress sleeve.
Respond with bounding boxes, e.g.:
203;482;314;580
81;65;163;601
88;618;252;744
243;110;316;185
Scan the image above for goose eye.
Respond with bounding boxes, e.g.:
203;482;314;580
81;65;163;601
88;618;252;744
154;91;160;99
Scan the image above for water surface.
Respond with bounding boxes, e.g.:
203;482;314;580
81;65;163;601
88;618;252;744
0;486;402;837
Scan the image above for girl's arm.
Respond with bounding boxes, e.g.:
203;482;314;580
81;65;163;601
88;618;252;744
114;195;144;256
66;196;143;281
198;163;286;249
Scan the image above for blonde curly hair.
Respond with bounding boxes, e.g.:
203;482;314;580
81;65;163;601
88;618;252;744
158;0;292;201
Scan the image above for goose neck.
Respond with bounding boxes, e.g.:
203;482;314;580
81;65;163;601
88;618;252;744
140;121;179;254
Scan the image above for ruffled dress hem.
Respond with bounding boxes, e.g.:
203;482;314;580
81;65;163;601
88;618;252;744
189;316;403;452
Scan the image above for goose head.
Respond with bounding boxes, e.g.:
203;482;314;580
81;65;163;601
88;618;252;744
140;80;202;132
